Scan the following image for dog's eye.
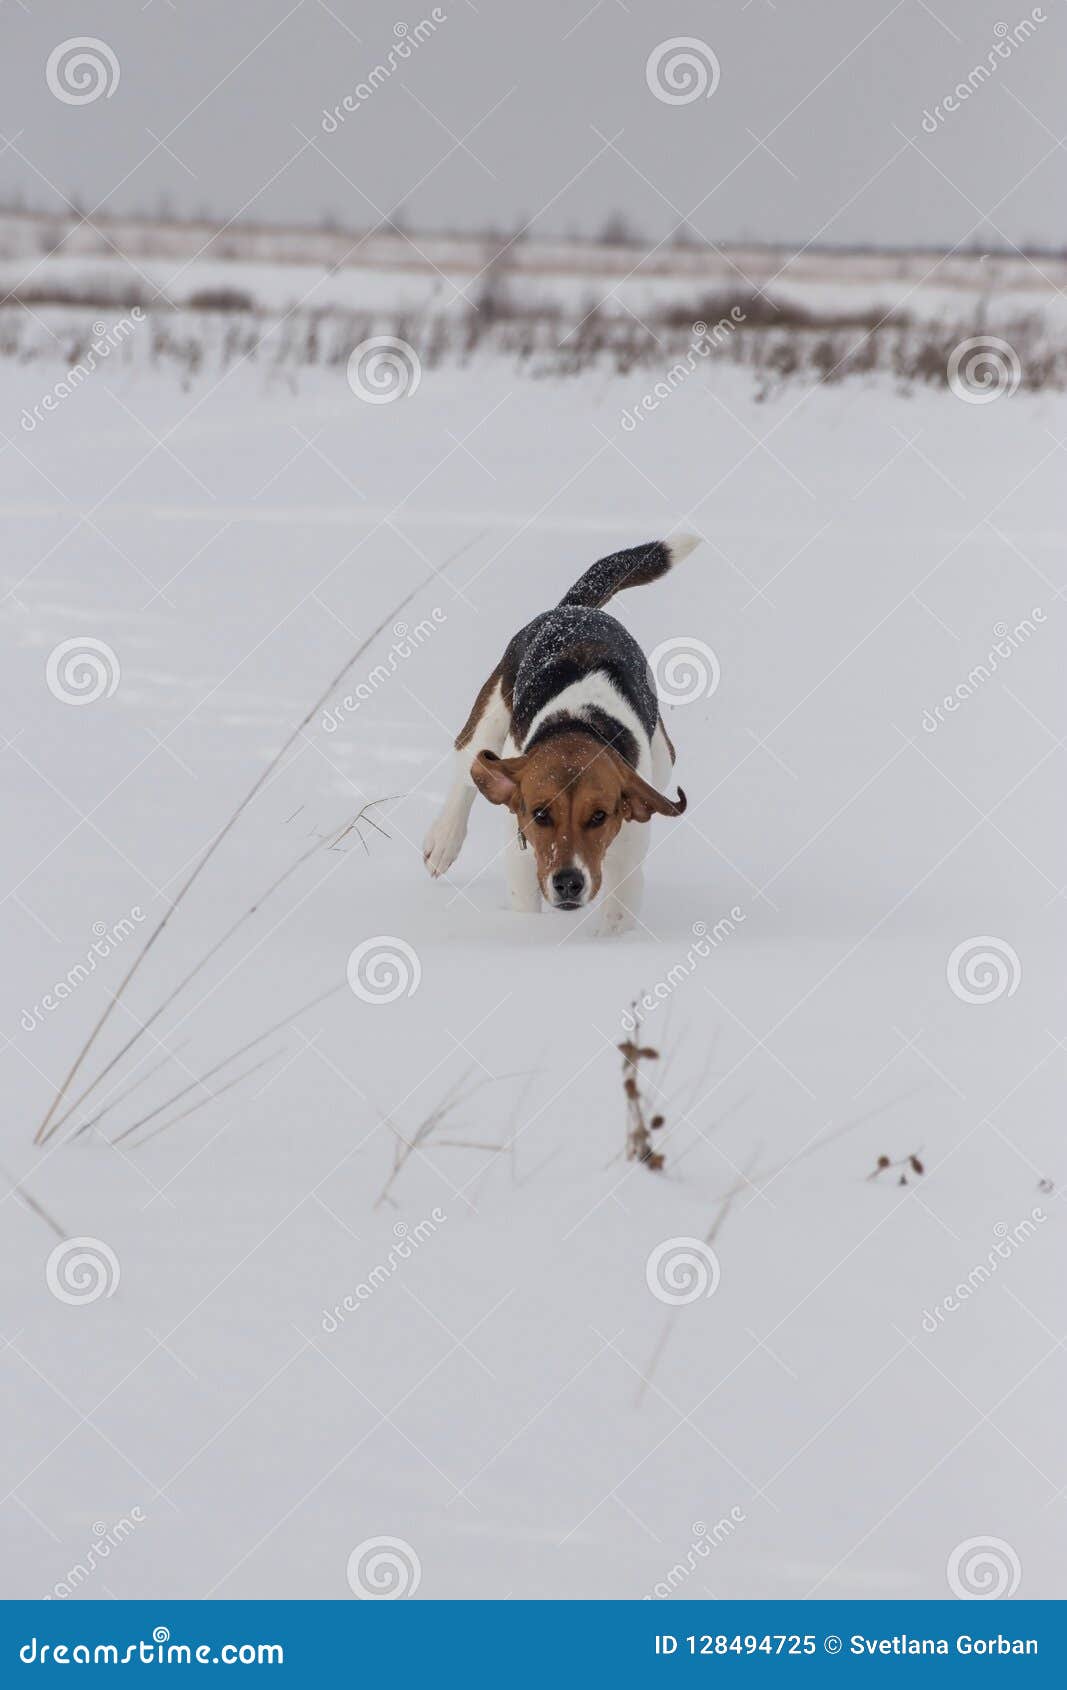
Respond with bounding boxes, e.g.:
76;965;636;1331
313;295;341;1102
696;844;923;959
532;808;553;827
586;810;607;828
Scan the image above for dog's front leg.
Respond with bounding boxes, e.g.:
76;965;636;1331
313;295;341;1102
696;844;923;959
505;827;541;913
423;674;509;878
596;821;647;936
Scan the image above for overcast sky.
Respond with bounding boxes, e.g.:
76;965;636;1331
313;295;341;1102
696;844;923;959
2;0;1064;250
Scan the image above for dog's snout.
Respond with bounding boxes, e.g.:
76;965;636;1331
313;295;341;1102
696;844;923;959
551;867;585;907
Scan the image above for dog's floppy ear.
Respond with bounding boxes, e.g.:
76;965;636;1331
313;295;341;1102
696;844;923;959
471;749;526;807
611;752;687;823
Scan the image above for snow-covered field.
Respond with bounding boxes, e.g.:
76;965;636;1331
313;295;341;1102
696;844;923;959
6;246;1064;332
4;213;1065;326
1;296;1064;1600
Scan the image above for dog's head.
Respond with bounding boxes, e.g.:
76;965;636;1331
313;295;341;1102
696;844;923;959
471;731;686;911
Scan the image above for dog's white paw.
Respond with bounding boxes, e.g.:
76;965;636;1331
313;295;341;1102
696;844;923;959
423;812;466;878
595;901;636;937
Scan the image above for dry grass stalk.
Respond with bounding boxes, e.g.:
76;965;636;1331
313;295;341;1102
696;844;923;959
740;1084;926;1206
70;1040;193;1140
373;1070;524;1208
374;1069;476;1209
434;1140;505;1152
620;1006;666;1172
109;982;345;1145
0;1163;66;1241
31;527;483;1149
637;1143;764;1406
123;1050;286;1150
40;800;389;1145
32;538;475;1146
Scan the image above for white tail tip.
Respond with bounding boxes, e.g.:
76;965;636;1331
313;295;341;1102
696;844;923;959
665;530;702;565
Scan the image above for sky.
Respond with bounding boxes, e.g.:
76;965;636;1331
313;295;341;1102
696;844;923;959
1;0;1064;250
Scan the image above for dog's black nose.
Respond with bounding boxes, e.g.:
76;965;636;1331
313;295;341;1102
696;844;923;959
552;867;585;905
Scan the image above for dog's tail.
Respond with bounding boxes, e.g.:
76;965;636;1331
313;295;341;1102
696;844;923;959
558;532;702;611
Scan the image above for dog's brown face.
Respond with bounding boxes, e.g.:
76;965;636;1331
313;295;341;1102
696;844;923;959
471;732;686;910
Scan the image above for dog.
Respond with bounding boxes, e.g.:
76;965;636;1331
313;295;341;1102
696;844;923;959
422;533;700;933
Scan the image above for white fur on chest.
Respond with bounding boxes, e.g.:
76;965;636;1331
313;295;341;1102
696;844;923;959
509;671;654;777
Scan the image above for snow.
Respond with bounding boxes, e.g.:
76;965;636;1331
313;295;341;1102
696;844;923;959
0;316;1064;1600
